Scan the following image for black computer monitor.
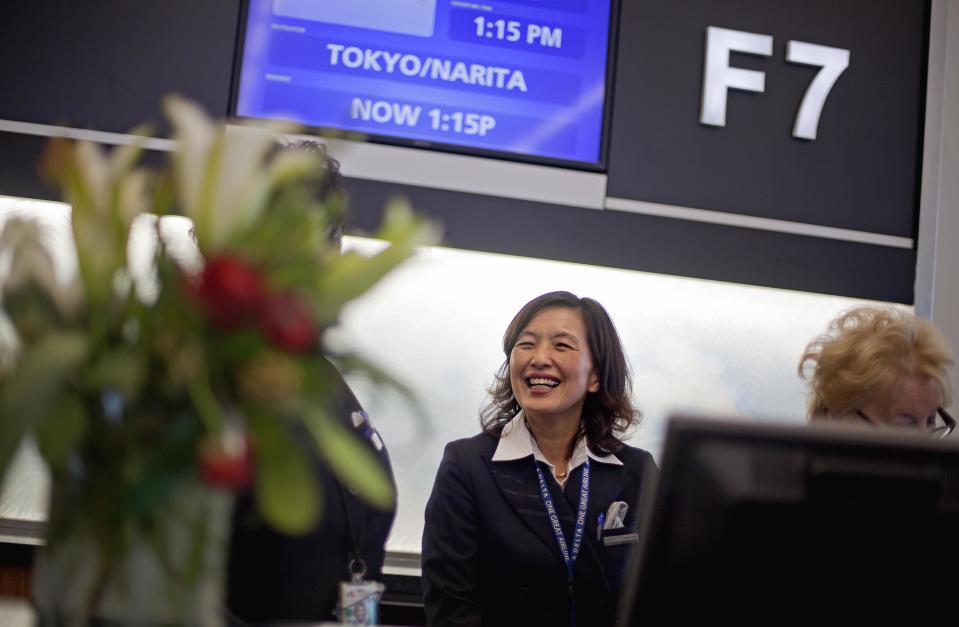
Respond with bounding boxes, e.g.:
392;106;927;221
618;415;959;624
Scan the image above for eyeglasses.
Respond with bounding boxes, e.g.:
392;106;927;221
855;407;955;439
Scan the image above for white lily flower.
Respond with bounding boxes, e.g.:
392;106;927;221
165;94;306;250
116;169;152;230
0;218;81;316
158;215;204;275
0;309;20;377
126;214;161;305
127;214;203;305
208;124;277;248
163;95;216;228
268;150;318;188
108;129;149;179
59;139;137;296
72;141;110;217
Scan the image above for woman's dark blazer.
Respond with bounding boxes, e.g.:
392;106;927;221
422;431;657;627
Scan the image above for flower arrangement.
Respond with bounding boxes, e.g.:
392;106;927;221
0;97;436;621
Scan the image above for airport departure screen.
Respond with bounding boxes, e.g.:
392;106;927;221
235;0;614;165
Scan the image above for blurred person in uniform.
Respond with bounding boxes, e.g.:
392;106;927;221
225;141;396;624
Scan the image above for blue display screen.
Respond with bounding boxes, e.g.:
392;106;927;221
234;0;614;166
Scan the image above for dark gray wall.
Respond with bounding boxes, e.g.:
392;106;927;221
0;0;241;131
0;0;927;303
607;0;928;238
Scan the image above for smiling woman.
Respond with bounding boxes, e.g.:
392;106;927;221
507;307;600;456
421;291;657;627
484;291;639;462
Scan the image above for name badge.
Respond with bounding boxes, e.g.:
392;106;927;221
603;532;639;547
338;558;384;624
338;579;384;624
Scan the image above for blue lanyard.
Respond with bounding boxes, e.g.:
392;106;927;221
535;457;590;626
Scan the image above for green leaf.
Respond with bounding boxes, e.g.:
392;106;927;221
0;432;24;491
0;331;89;478
299;403;395;511
1;286;62;344
208;329;266;367
187;372;224;436
152;169;177;218
328;352;417;406
34;394;87;473
249;413;320;534
123;411;201;519
327;351;431;438
311;201;439;323
83;347;146;397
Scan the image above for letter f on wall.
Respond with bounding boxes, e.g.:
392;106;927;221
700;26;773;127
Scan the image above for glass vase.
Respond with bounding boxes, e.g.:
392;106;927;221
32;465;232;626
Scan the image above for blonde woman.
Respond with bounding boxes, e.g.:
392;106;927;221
799;306;954;437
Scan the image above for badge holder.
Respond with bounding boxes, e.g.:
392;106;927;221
337;558;384;624
335;402;389;625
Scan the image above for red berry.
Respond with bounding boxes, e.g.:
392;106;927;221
198;430;254;490
188;256;265;330
258;292;316;353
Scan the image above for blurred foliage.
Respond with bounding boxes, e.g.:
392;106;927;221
0;96;438;607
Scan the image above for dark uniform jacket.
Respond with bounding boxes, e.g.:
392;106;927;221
227;359;395;624
422;422;656;627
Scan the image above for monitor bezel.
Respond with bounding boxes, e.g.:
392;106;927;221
228;0;623;172
618;414;959;626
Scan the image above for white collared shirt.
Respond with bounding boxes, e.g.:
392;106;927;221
491;411;622;487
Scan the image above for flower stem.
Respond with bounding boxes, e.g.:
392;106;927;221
188;373;224;435
87;531;113;621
